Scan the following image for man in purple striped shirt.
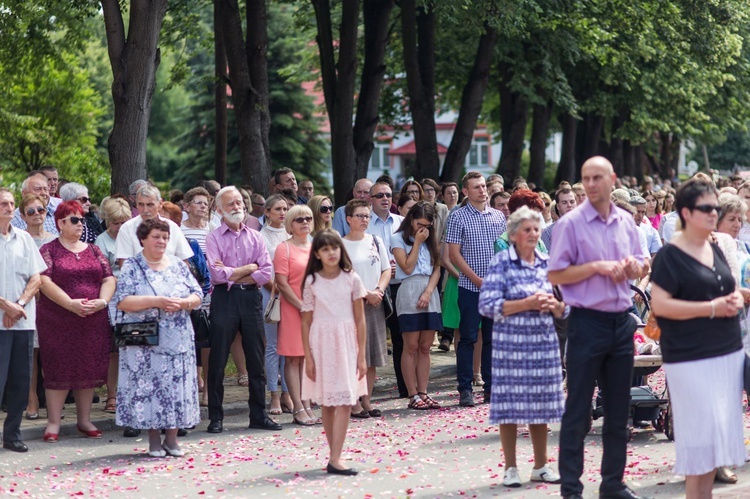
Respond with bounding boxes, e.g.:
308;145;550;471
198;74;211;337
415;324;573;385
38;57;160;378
549;157;649;499
205;186;280;433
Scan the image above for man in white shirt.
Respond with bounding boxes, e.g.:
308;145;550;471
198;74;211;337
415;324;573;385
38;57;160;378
366;182;407;397
116;185;193;267
629;196;662;257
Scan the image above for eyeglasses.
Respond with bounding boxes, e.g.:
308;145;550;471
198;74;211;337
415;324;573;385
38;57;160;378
350;213;371;220
405;189;420;196
319;206;333;214
62;216;83;225
692;204;721;215
372;192;392;199
293;216;313;224
191;201;209;207
77;197;91;204
25;207;46;216
416;222;433;229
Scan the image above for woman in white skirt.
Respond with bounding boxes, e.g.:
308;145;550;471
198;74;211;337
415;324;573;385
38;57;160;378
651;178;746;499
391;201;443;410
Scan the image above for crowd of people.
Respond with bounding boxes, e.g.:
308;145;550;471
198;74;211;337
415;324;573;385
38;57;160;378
0;161;748;494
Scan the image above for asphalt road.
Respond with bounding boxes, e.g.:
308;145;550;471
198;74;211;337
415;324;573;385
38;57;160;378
2;359;750;497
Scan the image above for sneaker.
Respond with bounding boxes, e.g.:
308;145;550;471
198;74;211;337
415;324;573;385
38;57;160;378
458;390;475;407
503;467;522;487
530;464;561;484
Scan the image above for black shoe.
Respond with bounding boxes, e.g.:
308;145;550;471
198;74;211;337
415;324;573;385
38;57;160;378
248;417;282;431
207;420;223;433
3;440;28;453
482;392;490;404
438;338;451;352
123;427;141;438
93;394;100;404
177;428;188;437
563;495;583;499
326;463;358;476
599;486;652;499
459;390;475;407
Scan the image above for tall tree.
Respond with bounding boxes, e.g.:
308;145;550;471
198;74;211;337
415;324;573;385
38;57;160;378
101;0;169;195
214;0;228;186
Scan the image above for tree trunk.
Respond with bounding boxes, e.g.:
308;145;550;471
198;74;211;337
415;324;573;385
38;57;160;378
440;25;496;183
659;131;672;180
102;0;168;196
353;0;395;180
527;102;551;188
497;62;527;181
247;0;270;168
312;0;359;206
214;0;228;186
581;113;604;162
622;140;634;177
401;0;440;180
219;0;270;195
634;145;645;180
608;111;627;177
555;113;577;184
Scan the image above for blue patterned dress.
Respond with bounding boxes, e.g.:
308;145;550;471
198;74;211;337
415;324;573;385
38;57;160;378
478;245;565;425
114;254;203;429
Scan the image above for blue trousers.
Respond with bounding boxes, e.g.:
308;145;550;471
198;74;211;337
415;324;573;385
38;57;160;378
455;287;493;394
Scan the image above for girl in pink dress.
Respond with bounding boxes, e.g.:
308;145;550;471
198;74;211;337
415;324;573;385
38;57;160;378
301;230;367;476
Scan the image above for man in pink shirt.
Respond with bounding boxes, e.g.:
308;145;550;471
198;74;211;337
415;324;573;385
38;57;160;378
549;157;648;499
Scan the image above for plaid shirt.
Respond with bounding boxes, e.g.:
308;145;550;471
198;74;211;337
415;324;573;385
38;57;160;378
445;203;506;292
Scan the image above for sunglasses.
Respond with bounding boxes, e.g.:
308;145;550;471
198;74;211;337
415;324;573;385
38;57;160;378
293;216;313;224
63;216;83;225
372;192;392;199
319;206;333;214
25;207;46;216
692;204;721;215
78;197;91;204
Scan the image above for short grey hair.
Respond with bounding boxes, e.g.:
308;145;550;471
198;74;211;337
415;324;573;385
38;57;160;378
136;184;162;201
129;179;148;196
59;182;88;201
610;189;630;203
215;186;241;213
629;196;646;206
507;205;544;238
719;193;747;224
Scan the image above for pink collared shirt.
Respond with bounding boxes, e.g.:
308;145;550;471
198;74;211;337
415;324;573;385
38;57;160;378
548;200;646;312
205;221;272;288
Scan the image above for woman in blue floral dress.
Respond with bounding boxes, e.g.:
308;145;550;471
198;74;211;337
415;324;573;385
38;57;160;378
478;206;567;488
114;218;203;458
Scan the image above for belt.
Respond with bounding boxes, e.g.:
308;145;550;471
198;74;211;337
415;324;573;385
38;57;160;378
216;283;259;291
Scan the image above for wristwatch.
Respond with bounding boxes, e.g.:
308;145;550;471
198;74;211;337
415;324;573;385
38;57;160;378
17;298;27;307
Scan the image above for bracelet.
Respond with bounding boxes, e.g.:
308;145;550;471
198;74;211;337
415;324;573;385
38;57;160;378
709;300;716;320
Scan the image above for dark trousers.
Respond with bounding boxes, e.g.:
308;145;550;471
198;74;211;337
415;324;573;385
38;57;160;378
388;283;408;397
0;330;32;442
559;308;636;496
207;286;267;422
456;287;493;394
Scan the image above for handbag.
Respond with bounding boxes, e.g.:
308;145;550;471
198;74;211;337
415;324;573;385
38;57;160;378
114;259;161;347
264;287;281;324
643;312;661;341
372;235;394;319
191;308;210;342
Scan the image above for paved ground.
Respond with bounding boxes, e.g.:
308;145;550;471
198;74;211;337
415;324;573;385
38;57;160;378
2;345;750;498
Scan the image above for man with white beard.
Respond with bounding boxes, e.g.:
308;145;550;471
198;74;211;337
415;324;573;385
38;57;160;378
204;186;278;433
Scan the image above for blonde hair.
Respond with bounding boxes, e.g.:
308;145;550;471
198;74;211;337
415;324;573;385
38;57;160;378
307;195;333;235
101;197;131;224
284;204;313;234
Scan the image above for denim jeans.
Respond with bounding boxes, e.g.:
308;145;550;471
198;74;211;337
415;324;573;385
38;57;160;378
261;286;287;393
455;287;492;394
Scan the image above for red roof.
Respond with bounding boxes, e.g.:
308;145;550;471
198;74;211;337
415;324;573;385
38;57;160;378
388;140;448;155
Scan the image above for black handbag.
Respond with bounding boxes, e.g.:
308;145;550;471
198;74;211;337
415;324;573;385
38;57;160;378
190;308;210;343
114;259;161;347
372;236;394;319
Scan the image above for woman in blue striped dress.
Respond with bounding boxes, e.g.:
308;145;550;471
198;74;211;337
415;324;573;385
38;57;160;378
478;206;567;488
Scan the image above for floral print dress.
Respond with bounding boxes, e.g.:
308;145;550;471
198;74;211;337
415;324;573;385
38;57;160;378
114;253;203;430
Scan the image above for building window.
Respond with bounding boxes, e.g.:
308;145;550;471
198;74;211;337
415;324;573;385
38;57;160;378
370;143;390;169
466;137;489;167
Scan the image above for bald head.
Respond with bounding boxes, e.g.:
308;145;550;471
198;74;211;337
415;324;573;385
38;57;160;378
352;178;373;200
581;156;616;209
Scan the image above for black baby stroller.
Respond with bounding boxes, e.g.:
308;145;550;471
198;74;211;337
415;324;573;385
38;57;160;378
590;285;673;441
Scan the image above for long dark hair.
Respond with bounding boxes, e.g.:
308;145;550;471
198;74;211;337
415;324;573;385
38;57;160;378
395;201;439;266
303;229;353;287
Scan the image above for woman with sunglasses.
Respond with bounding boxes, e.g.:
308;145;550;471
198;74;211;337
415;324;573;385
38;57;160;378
274;204;318;425
19;194;56;420
391;201;443;410
37;200;116;442
308;195;334;236
651;179;746;497
59;182;102;243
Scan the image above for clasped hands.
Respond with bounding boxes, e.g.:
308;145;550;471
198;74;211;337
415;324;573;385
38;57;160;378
527;291;564;317
597;256;642;283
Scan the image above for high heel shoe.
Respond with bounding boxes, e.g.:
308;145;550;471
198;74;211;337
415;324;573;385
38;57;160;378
472;373;484;386
77;425;102;439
